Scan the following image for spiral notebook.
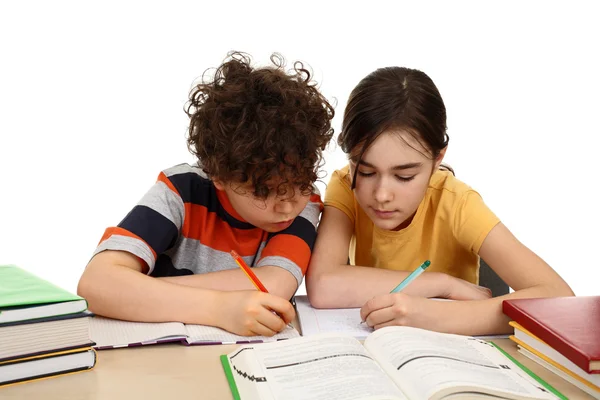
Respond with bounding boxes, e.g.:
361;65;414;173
89;315;299;349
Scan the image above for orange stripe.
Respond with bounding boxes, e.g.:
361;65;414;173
310;193;324;211
216;188;246;221
157;171;180;195
181;203;263;255
260;234;311;275
98;227;157;260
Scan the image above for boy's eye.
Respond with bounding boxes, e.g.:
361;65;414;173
396;175;415;182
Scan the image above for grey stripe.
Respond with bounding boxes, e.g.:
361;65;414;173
256;255;303;287
92;235;156;273
299;200;321;229
137;181;185;229
162;163;207;179
167;237;241;274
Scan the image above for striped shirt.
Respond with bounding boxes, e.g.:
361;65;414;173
93;164;323;286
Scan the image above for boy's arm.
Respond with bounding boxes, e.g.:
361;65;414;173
158;266;298;300
306;207;491;308
77;250;295;336
360;222;575;335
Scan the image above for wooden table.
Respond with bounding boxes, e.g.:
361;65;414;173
0;339;595;399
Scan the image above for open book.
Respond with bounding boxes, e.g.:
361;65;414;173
90;316;299;349
221;326;562;400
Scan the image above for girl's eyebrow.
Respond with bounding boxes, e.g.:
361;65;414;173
359;160;422;170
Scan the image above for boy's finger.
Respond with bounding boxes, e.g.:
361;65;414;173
257;308;287;333
263;297;296;323
250;320;278;337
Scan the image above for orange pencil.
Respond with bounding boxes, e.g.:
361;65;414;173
230;250;268;292
230;250;293;329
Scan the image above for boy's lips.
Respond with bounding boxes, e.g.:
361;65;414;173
274;219;293;229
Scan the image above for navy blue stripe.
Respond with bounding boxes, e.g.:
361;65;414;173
168;172;255;230
118;205;179;255
150;255;193;277
267;217;316;250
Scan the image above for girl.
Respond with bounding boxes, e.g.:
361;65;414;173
306;67;573;335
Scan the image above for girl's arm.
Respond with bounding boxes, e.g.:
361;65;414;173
306;206;492;308
77;250;295;336
360;222;575;335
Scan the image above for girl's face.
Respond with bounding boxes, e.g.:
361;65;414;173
350;130;445;231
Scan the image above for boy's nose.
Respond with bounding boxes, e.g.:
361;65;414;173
276;198;295;214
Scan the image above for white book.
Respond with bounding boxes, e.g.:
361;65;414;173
518;347;600;399
89;315;299;349
0;348;96;387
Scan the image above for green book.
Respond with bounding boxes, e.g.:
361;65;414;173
0;265;88;324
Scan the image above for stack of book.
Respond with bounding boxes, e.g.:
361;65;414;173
503;296;600;399
0;264;96;387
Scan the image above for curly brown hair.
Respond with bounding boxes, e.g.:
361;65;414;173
185;52;335;199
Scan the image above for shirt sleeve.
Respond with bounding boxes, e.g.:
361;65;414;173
323;167;356;225
256;192;323;287
451;190;501;254
92;171;185;274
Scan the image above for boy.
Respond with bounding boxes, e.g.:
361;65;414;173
77;52;335;337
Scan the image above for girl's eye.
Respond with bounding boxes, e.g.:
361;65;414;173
357;170;374;177
396;175;415;182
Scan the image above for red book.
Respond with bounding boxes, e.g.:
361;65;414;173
503;296;600;374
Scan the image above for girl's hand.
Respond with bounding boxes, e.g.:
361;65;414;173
360;293;440;331
214;291;295;336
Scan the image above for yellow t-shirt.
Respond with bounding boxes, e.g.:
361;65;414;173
324;166;500;284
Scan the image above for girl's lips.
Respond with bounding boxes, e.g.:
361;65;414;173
373;209;397;219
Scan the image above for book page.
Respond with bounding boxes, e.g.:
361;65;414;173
89;316;186;348
364;327;556;400
184;324;299;344
295;295;374;339
228;334;408;400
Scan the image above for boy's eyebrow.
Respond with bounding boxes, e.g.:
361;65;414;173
359;160;423;170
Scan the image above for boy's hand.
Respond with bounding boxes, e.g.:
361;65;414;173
214;291;295;337
435;273;492;300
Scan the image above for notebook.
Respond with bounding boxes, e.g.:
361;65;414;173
89;315;300;349
0;265;88;324
0;346;96;387
503;296;600;374
221;325;564;400
295;295;509;341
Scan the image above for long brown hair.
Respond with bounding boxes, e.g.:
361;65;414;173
338;67;452;188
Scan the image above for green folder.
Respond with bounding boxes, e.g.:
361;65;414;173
0;265;87;324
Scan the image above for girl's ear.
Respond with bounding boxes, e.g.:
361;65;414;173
433;146;448;170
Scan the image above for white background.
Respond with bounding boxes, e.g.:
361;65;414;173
1;1;598;296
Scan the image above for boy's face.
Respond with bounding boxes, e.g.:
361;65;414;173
214;180;311;233
350;130;445;231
